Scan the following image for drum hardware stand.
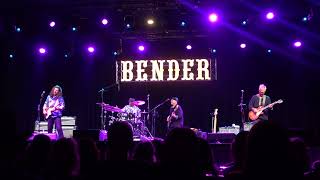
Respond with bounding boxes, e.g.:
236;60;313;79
140;110;153;139
98;83;117;130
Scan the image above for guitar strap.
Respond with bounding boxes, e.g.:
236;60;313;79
262;95;266;106
258;95;266;106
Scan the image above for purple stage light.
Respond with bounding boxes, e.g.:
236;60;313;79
39;48;46;54
88;46;95;53
186;45;192;50
266;12;275;20
49;21;55;27
293;41;302;47
138;45;145;51
101;18;108;25
240;43;246;49
208;13;218;23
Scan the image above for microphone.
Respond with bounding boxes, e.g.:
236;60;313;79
241;90;244;92
41;91;45;97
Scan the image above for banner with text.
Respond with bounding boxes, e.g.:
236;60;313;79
117;58;214;82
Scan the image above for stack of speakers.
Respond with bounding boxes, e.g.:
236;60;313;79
34;116;77;138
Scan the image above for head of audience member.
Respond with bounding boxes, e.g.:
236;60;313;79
50;138;80;178
152;138;165;163
163;128;205;176
245;120;289;178
24;134;51;177
133;141;156;164
232;131;249;168
107;121;133;160
78;137;100;163
288;137;310;176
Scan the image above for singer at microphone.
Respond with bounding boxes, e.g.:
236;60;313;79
167;97;184;132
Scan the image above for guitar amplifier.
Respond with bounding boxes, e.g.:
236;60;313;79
34;116;77;138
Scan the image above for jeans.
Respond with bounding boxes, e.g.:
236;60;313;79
48;117;64;139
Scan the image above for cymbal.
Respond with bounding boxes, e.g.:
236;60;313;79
132;100;145;106
96;102;109;106
104;106;124;113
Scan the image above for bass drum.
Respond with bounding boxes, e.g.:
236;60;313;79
117;112;128;121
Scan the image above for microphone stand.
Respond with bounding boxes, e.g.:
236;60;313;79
147;94;150;132
148;99;169;137
98;83;117;130
36;92;45;132
239;90;246;131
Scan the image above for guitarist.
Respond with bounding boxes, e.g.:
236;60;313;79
43;85;65;138
167;97;184;132
248;84;273;123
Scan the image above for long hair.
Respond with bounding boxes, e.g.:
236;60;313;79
49;85;63;97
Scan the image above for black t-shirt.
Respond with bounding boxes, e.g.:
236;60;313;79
248;94;271;121
169;105;184;128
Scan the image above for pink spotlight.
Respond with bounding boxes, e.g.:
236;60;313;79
209;13;218;23
138;45;145;51
39;48;46;54
240;43;246;49
88;46;95;53
266;12;275;20
293;41;302;47
49;21;55;27
101;18;108;25
186;45;192;50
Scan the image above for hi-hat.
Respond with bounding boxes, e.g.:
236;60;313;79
132;100;145;106
96;102;108;106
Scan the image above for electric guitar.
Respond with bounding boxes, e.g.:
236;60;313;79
212;108;218;133
248;99;283;121
43;106;57;120
167;105;179;128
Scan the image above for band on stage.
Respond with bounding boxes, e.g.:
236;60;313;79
41;83;281;139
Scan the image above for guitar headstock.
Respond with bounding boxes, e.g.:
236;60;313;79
214;108;218;116
276;99;283;104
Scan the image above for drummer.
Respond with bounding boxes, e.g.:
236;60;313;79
121;98;141;120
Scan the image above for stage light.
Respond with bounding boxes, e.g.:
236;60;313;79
186;45;192;50
302;17;308;22
64;54;68;58
49;21;55;27
266;12;275;20
212;49;217;53
87;46;95;53
72;27;77;31
101;18;108;25
208;13;218;23
9;54;14;59
240;43;246;49
113;51;118;56
267;49;272;53
15;27;21;32
39;48;46;54
242;20;247;25
138;45;145;52
147;19;154;25
181;21;186;26
126;24;131;28
293;41;302;48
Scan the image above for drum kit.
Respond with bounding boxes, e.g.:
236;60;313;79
96;100;152;138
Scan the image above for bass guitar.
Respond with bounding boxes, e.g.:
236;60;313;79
166;105;179;128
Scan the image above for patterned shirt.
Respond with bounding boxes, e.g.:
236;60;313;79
43;95;65;118
122;105;141;118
